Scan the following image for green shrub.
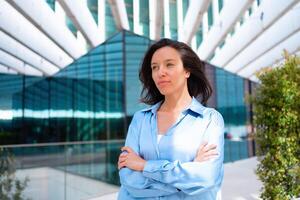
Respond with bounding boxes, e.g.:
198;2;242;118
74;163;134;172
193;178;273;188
253;52;300;200
0;148;30;200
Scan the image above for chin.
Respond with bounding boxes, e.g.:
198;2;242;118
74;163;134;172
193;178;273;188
158;88;173;96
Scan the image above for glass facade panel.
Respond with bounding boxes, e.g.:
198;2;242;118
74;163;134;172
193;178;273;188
46;0;55;11
169;0;178;40
105;0;118;38
0;32;132;145
208;2;214;28
139;0;150;37
65;16;77;37
215;68;248;139
196;25;203;47
125;0;134;31
218;0;223;12
87;0;98;25
124;31;152;115
182;0;189;20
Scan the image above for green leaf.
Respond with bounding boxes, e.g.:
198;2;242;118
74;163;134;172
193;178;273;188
252;53;300;199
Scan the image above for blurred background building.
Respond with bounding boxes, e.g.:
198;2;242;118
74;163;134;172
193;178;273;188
0;0;299;199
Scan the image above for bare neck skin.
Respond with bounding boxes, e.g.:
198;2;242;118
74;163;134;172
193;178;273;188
159;84;192;113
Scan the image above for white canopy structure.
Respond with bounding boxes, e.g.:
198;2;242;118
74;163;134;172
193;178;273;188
0;0;299;81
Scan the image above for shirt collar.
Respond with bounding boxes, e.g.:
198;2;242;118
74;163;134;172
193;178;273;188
141;96;205;116
188;96;205;116
141;100;163;114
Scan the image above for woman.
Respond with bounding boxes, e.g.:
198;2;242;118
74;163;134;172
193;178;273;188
118;39;224;199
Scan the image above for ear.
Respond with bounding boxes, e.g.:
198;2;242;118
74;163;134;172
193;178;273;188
185;71;190;78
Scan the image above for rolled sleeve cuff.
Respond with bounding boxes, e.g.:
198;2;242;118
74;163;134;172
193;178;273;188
143;160;172;181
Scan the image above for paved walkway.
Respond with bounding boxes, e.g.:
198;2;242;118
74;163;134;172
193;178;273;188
91;157;262;200
222;157;262;200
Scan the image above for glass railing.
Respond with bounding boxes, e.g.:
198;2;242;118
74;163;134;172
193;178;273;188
0;140;123;200
0;139;255;200
224;139;254;162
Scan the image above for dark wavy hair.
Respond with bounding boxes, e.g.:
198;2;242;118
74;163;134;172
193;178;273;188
139;38;212;105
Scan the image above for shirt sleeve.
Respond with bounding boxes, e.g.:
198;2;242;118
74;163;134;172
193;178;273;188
142;110;225;196
119;111;179;198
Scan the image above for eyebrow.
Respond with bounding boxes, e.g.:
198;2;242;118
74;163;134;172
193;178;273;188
165;59;175;62
151;59;176;65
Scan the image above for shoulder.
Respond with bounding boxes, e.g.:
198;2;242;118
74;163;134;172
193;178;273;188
202;107;224;127
130;108;151;125
130;101;160;120
132;110;145;120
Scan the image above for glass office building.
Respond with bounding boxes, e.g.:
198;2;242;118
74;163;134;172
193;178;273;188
0;30;255;145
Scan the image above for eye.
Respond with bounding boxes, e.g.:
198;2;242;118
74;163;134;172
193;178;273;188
151;65;158;70
167;63;174;67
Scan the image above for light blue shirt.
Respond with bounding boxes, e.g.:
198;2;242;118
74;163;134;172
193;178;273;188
118;97;224;200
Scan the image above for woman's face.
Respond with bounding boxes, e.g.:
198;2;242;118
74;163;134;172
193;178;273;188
151;46;190;96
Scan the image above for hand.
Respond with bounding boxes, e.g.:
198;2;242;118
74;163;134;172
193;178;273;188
118;146;146;171
193;141;218;162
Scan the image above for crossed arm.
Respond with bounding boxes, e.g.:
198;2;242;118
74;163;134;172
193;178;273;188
118;111;224;198
118;142;218;171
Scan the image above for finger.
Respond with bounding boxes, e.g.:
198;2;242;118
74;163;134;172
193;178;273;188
200;141;208;149
118;154;126;164
118;159;126;165
118;156;127;163
119;153;127;158
207;144;217;152
203;144;217;152
198;142;207;151
118;161;126;170
196;141;208;154
118;159;127;168
120;146;128;153
121;146;134;153
203;150;219;157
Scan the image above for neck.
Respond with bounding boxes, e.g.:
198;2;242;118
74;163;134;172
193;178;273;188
160;89;192;112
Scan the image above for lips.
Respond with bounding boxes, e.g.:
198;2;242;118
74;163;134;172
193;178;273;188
157;81;170;86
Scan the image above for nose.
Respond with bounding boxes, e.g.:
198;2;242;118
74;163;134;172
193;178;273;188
158;66;166;77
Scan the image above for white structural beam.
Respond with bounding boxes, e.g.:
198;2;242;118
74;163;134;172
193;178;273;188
163;0;171;38
0;49;43;76
179;0;210;44
108;0;130;30
98;0;106;42
0;63;18;74
211;0;298;68
150;0;164;40
57;0;102;47
0;31;60;76
0;1;73;69
224;2;300;73
7;0;85;59
177;0;183;39
133;0;141;34
197;0;254;60
212;0;219;26
238;30;300;79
